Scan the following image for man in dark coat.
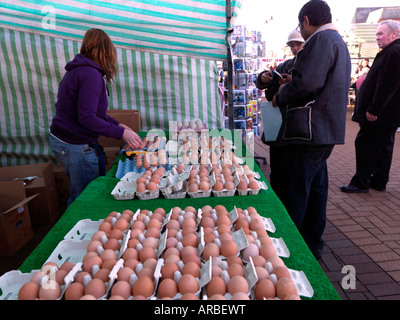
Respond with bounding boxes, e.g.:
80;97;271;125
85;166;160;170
341;20;400;193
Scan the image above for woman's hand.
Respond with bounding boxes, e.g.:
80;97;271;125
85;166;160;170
122;128;142;150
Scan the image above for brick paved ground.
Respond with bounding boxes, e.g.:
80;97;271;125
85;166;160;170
254;109;400;300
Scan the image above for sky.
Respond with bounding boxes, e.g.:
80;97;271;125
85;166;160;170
234;0;398;53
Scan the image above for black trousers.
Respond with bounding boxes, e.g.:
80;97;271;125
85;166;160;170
350;125;397;189
269;144;334;258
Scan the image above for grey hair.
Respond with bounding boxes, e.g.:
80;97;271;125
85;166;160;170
379;20;400;36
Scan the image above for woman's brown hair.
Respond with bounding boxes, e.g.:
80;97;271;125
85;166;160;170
80;28;117;82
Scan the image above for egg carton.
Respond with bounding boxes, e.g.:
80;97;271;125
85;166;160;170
236;180;268;196
230;207;276;233
64;219;104;241
115;158;171;179
135;188;160;200
160;181;188;199
111;180;136;200
152;258;211;300
0;269;40;300
212;172;241;197
187;173;216;198
0;261;83;300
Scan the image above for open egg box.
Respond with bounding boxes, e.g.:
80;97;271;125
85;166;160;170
115;157;171;179
64;219;104;241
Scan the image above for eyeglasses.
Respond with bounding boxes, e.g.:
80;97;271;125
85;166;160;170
296;24;300;31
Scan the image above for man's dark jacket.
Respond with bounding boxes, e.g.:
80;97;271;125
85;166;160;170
353;38;400;129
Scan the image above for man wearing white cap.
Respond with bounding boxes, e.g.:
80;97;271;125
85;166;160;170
255;29;304;101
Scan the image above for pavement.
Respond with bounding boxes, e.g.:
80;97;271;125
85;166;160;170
254;108;400;300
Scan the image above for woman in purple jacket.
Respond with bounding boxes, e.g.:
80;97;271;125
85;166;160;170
49;28;142;206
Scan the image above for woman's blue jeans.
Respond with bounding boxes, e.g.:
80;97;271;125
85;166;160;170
49;134;100;206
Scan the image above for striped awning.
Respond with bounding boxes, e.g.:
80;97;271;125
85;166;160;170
0;0;243;61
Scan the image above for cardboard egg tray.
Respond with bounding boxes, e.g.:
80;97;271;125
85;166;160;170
115;158;170;179
0;205;313;300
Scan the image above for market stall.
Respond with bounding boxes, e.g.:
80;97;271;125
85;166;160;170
7;131;341;300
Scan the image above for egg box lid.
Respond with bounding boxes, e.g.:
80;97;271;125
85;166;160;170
44;239;91;267
270;237;290;258
0;269;40;300
160;181;188;199
111;180;136;200
63;219;104;241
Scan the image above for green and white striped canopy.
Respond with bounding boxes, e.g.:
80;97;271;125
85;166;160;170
0;0;243;60
0;1;243;166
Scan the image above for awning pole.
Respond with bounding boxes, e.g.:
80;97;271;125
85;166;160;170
226;0;234;130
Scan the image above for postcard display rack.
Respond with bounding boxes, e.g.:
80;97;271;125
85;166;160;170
224;24;264;138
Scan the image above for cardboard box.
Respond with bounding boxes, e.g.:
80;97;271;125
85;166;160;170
0;181;35;257
52;164;70;206
98;109;141;148
0;162;59;224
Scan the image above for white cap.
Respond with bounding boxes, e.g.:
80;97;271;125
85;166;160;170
287;30;304;45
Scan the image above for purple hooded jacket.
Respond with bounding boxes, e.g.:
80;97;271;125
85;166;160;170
50;53;124;145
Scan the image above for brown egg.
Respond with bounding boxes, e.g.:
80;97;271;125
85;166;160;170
272;266;291;280
202;243;220;260
151;212;164;223
249;180;259;190
220;240;238;257
132;276;154;298
39;280;62;300
136;182;146;192
164;254;181;264
204;232;216;245
91;230;106;242
207;276;226;297
100;249;118;262
254;278;276;300
98;221;112;233
117;267;135;282
145;227;161;239
181;226;196;237
146;219;161;230
111;281;131;300
188;183;199;193
113;218;129;231
259;235;273;246
147;182;158;191
217;224;231;235
59;261;75;273
231;292;250;300
227;263;245;278
181;261;201;278
216;215;231;227
166;219;181;231
181;233;198;247
213;181;224;191
55;269;68;285
123;259;139;271
259;244;277;260
104;238;121;251
180;293;199;300
83;255;103;273
219;232;233;243
201;216;215;229
158;278;178;299
143;258;158;271
166;237;179;249
237;179;248;191
163;247;180;260
211;266;223;277
227;276;248;295
131;220;146;232
30;271;47;286
142;237;159;249
139;247;157;263
94;268;110;283
18;282;40;300
226;255;243;267
102;259;117;271
199;181;209;191
64;282;85;300
123;249;139;263
85;278;107;299
241;243;259;262
161;262;179;280
252;255;267;268
224;181;235;190
255;267;270;281
178;274;199;294
268;255;286;268
181;217;197;230
86;240;103;253
108;228;124;241
74;271;91;284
